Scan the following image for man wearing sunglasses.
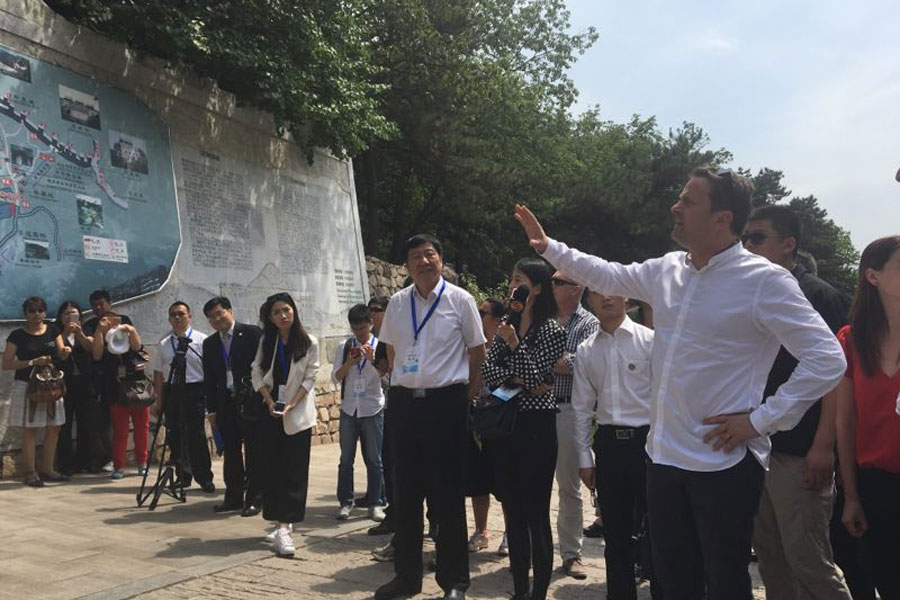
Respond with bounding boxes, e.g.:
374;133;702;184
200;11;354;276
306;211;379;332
550;271;598;580
514;166;847;599
744;205;852;600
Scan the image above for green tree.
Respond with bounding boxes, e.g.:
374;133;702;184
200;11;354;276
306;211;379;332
353;0;597;282
45;0;394;159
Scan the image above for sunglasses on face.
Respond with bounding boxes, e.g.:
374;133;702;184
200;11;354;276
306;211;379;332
552;279;577;287
741;232;787;245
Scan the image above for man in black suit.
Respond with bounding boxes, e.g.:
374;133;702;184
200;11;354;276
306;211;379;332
202;296;264;516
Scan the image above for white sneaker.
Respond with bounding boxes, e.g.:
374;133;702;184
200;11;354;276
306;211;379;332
368;505;386;522
497;532;509;556
101;461;114;473
337;504;353;520
273;528;295;557
265;523;292;543
468;530;489;552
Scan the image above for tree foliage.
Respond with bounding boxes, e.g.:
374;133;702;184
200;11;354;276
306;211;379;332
45;0;859;294
45;0;394;159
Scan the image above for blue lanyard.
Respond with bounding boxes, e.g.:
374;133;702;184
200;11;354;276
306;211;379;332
357;335;375;374
220;331;232;369
411;280;446;342
276;337;289;375
170;328;192;353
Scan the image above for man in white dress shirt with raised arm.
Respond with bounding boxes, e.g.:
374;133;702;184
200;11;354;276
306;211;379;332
515;166;847;600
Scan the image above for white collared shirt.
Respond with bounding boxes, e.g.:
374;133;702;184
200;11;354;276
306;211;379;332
543;238;846;472
331;335;385;418
379;277;486;389
572;316;654;468
154;328;207;384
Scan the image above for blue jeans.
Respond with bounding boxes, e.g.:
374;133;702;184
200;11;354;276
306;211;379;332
337;409;385;507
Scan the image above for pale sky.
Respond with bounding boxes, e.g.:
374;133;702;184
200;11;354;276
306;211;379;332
565;0;899;252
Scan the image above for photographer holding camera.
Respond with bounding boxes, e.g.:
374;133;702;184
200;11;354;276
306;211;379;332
152;301;214;492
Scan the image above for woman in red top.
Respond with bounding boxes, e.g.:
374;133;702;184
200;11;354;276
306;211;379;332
835;235;900;598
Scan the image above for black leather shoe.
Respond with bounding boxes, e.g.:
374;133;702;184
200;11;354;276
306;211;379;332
200;481;216;493
443;590;466;600
583;522;604;538
368;520;393;536
213;501;243;513
241;504;261;517
374;577;421;600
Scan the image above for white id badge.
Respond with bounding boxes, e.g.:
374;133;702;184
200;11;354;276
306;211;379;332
225;370;234;390
402;346;420;374
277;384;288;403
353;378;366;398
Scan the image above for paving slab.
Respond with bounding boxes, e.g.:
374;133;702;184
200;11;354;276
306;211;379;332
0;442;766;599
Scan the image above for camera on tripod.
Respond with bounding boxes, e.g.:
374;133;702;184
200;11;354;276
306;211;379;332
137;335;194;510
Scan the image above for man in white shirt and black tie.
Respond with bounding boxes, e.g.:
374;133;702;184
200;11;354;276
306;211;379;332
375;234;486;600
573;291;657;600
153;301;214;492
515;167;847;599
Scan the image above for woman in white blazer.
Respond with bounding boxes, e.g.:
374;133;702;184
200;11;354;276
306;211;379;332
251;292;320;557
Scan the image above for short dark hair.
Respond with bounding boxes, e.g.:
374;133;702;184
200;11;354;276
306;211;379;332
482;298;505;319
348;304;372;324
168;301;191;315
367;296;389;310
749;204;802;256
89;289;111;303
690;166;754;235
22;296;47;314
405;234;442;258
203;296;232;316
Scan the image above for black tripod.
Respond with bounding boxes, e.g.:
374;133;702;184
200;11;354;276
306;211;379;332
137;336;191;510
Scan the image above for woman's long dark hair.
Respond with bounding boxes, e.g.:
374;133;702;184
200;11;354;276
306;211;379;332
849;235;900;377
259;292;312;368
55;301;83;331
513;257;558;330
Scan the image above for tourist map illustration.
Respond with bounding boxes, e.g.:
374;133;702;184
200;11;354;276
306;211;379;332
0;45;179;320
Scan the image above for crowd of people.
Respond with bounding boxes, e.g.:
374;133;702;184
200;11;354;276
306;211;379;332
2;166;898;600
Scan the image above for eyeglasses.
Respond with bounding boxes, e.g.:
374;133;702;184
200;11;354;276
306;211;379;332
741;232;789;245
551;279;577;287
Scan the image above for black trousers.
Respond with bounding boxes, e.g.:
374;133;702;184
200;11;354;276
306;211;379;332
218;394;264;508
96;375;116;468
495;410;557;600
57;375;102;473
831;483;876;600
858;467;900;599
647;451;764;600
163;383;213;486
595;425;654;600
391;385;469;592
260;417;311;523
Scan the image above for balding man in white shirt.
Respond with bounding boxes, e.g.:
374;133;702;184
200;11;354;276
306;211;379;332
516;167;847;600
375;234;486;600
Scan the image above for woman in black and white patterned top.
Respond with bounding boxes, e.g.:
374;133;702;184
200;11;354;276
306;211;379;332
482;257;565;600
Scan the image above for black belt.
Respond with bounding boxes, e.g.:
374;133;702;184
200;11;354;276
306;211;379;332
396;384;464;399
596;424;649;441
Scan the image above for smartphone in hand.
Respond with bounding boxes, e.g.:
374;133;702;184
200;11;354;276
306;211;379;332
272;400;286;415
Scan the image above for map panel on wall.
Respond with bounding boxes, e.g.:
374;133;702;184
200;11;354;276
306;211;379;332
0;45;179;319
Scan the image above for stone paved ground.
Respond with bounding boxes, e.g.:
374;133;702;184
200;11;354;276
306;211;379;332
0;442;765;599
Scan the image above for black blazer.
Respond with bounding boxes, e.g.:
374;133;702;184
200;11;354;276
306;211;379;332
202;322;262;415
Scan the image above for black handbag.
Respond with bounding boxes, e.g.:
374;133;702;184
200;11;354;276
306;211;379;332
472;387;522;440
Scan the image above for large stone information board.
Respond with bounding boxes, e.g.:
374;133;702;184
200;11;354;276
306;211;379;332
174;146;367;337
0;45;179;318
